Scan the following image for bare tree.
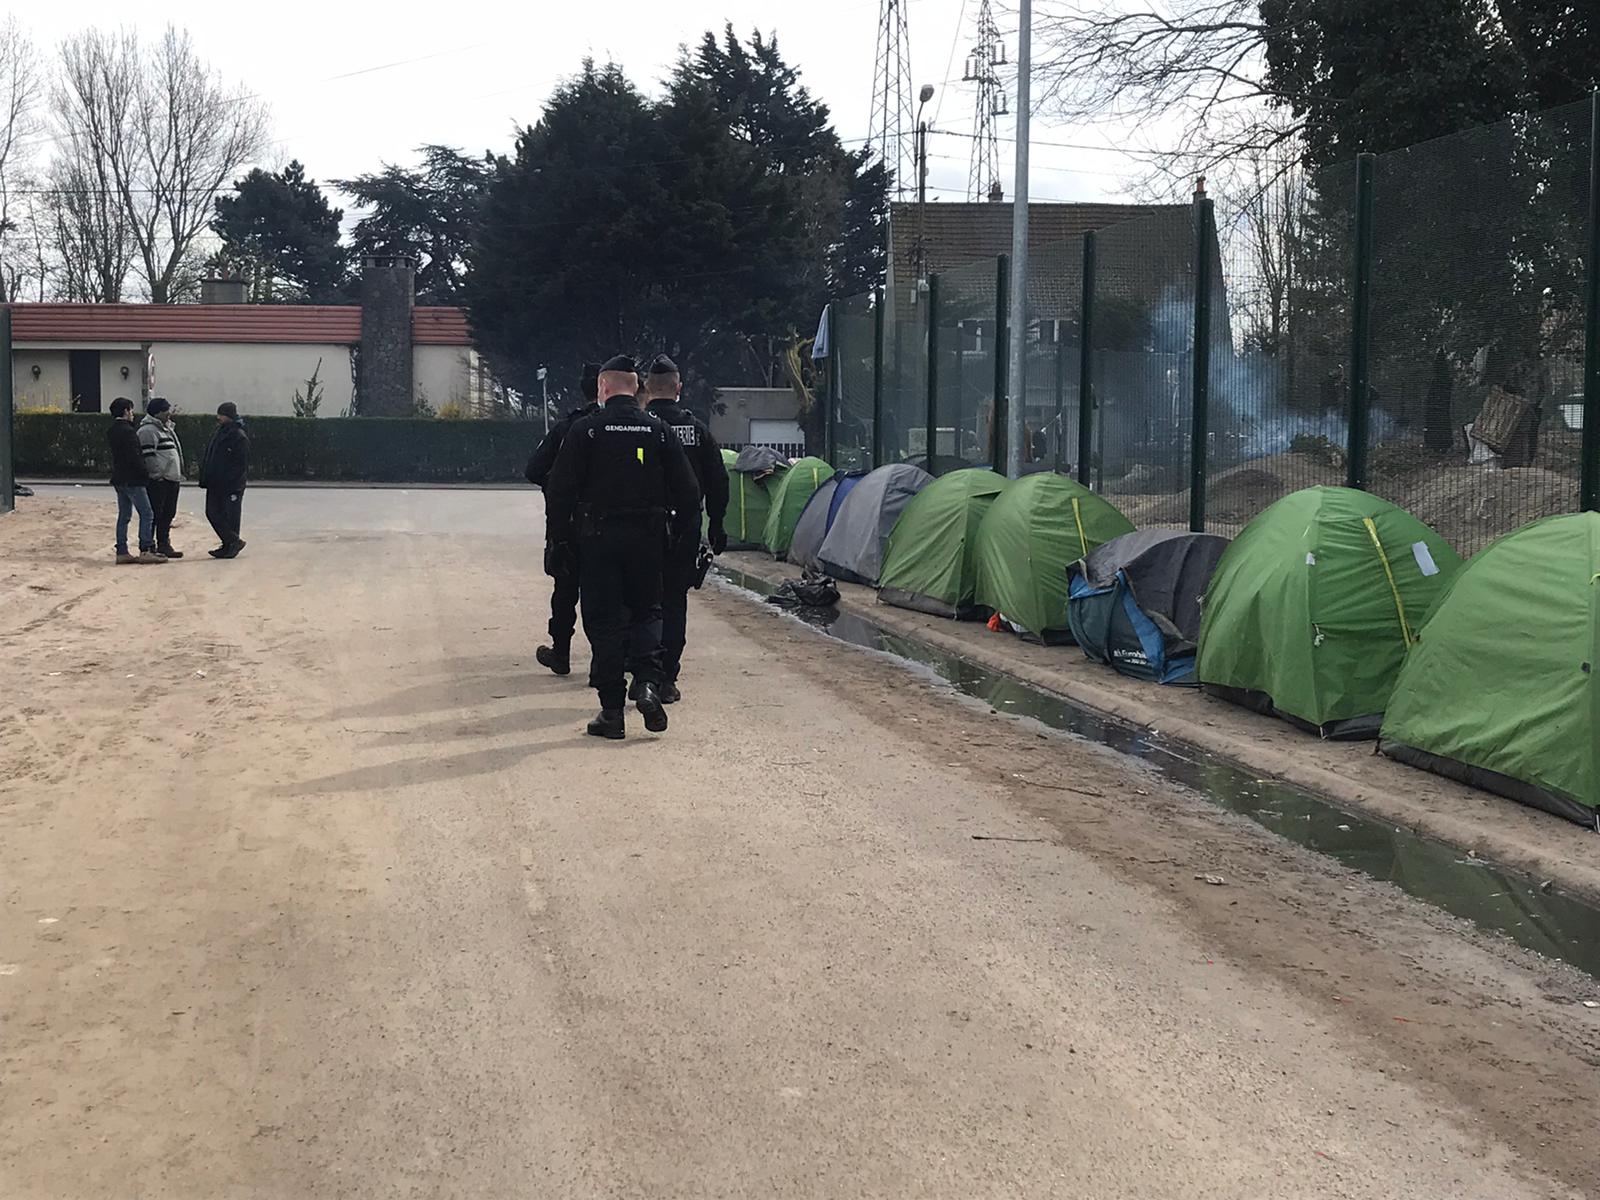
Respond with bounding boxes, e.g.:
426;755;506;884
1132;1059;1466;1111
51;27;139;300
1030;0;1310;188
54;25;269;303
45;154;136;301
0;15;42;300
1216;148;1304;352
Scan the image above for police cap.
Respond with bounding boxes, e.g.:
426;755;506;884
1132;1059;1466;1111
600;354;638;375
648;354;679;376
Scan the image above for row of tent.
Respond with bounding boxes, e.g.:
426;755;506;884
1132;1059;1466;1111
718;451;1600;834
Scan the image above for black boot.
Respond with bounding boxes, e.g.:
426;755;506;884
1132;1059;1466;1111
586;709;626;740
158;542;184;560
660;682;682;704
536;644;571;676
635;682;669;733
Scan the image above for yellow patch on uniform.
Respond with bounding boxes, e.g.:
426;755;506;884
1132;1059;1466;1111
636;447;645;464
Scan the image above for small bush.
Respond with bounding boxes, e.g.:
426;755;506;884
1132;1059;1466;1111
13;412;536;483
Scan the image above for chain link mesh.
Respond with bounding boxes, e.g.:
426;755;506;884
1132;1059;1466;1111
825;98;1596;553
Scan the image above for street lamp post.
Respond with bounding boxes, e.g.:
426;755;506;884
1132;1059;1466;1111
915;84;935;284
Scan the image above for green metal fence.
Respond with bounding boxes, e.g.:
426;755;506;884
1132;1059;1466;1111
823;93;1600;555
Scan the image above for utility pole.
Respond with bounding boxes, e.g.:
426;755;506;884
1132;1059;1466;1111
1005;0;1031;479
869;0;917;198
963;0;1006;202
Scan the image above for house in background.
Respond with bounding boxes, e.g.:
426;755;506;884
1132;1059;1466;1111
8;257;489;418
711;387;805;453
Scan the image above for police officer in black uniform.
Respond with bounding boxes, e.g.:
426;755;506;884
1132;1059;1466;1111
545;355;701;740
525;362;602;675
639;354;730;703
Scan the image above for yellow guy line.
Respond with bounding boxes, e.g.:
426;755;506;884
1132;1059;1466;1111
1364;517;1415;647
1071;497;1089;559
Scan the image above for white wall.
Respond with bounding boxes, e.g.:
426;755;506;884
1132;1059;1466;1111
413;346;477;414
101;350;145;409
14;342;481;418
150;342;355;418
12;350;71;410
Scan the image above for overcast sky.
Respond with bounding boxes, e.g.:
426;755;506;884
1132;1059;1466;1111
27;0;1152;206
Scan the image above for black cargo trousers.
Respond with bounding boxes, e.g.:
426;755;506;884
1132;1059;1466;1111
578;513;667;711
657;535;700;685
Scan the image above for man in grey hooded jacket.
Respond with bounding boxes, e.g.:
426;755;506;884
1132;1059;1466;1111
138;397;185;559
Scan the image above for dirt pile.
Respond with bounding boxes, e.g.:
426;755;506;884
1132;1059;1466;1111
1400;466;1578;551
1116;452;1342;530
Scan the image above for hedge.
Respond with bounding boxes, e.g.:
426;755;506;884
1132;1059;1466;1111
13;412;536;483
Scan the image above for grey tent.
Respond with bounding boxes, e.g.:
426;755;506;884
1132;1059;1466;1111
789;473;865;572
817;463;934;586
1066;529;1230;684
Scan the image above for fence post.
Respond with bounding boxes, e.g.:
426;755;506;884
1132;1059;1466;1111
992;255;1010;469
0;305;12;515
926;274;941;472
1348;152;1377;490
1053;323;1067;472
871;286;886;469
826;302;840;464
1582;93;1600;510
1077;232;1096;487
1190;194;1215;533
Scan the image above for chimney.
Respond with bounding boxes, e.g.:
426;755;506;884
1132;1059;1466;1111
201;278;247;304
359;255;416;416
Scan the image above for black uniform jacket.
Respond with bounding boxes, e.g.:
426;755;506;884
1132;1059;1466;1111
544;397;701;545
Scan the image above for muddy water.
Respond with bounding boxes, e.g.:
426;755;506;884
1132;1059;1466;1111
723;568;1600;979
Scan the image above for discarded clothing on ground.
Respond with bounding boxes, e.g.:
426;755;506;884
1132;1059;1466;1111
767;570;840;610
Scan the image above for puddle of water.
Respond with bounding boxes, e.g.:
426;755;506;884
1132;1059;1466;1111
719;566;1600;980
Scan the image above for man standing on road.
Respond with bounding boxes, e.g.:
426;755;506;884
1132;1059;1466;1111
199;402;250;560
108;398;166;566
544;355;700;740
525;362;601;676
138;398;185;560
638;355;729;704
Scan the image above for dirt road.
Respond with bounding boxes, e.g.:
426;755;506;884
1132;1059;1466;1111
1;488;1594;1198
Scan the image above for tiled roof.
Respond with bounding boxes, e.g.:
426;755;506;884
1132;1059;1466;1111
7;304;473;347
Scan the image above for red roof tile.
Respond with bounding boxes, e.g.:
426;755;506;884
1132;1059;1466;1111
6;303;473;347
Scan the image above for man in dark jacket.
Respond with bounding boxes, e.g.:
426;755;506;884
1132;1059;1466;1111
199;402;250;559
108;397;166;565
637;355;730;703
525;363;600;676
544;355;700;739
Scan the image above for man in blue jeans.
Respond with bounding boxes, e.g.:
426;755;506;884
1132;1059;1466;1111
108;398;166;566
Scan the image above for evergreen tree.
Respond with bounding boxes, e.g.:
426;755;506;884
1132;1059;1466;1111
338;146;490;305
212;161;347;303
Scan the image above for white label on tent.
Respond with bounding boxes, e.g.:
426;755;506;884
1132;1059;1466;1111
1305;552;1317;566
1411;542;1440;577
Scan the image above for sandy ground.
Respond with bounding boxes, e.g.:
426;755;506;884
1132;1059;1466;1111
1;486;1597;1199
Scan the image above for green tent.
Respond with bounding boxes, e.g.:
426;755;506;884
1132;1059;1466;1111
1381;513;1600;828
879;468;1010;617
715;449;776;550
763;457;834;559
972;473;1136;641
1197;486;1461;738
